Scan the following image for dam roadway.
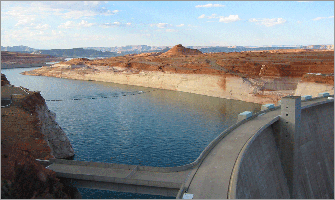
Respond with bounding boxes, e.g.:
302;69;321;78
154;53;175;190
44;95;334;199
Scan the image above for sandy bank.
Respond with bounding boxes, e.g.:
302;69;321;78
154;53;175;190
23;67;296;104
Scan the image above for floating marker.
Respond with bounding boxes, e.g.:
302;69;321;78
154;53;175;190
238;111;253;121
318;92;329;97
301;95;312;101
261;104;275;111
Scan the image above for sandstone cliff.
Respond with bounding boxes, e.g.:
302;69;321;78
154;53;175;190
20;91;75;159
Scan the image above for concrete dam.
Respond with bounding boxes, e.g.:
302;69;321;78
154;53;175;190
40;94;334;199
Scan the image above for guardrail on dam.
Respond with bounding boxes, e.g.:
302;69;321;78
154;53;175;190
38;94;334;199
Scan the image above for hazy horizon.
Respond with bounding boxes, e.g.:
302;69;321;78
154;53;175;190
2;43;334;51
1;1;334;49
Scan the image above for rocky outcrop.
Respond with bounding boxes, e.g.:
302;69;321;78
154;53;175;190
1;150;73;199
37;105;74;159
160;44;203;57
1;73;10;86
21;92;74;159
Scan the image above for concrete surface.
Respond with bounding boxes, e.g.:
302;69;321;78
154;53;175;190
182;96;333;199
47;159;191;197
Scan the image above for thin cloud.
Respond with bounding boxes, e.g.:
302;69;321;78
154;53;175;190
198;14;206;19
249;18;286;27
58;20;95;29
198;14;240;23
219;15;241;23
15;17;36;26
4;2;120;21
34;24;51;30
208;14;218;19
195;4;225;8
150;23;170;28
166;29;177;32
312;16;334;21
58;21;77;29
176;24;184;27
100;21;131;28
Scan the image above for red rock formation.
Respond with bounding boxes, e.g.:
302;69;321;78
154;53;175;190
301;73;334;85
59;58;91;65
43;48;333;84
1;148;71;199
1;74;10;86
160;44;203;56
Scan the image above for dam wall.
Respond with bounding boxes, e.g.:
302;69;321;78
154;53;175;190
293;101;334;198
230;124;290;198
229;100;334;199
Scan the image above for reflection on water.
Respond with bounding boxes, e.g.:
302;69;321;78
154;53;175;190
2;68;261;198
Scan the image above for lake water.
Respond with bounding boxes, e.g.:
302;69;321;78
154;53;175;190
2;67;261;198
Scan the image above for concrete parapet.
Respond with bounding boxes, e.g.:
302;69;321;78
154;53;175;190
238;111;252;121
50;158;137;170
301;97;334;110
318;92;330;97
301;95;312;101
261;103;275;111
36;159;51;167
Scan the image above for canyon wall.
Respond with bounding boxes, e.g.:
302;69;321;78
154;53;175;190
36;104;75;159
294;81;334;97
21;92;75;159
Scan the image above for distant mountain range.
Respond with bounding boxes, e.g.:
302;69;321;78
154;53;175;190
1;44;333;58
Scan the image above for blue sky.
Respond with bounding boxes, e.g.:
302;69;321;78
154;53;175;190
1;1;334;49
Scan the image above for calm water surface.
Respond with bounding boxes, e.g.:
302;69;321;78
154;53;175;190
2;67;261;198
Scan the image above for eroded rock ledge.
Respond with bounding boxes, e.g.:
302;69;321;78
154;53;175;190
21;92;75;159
